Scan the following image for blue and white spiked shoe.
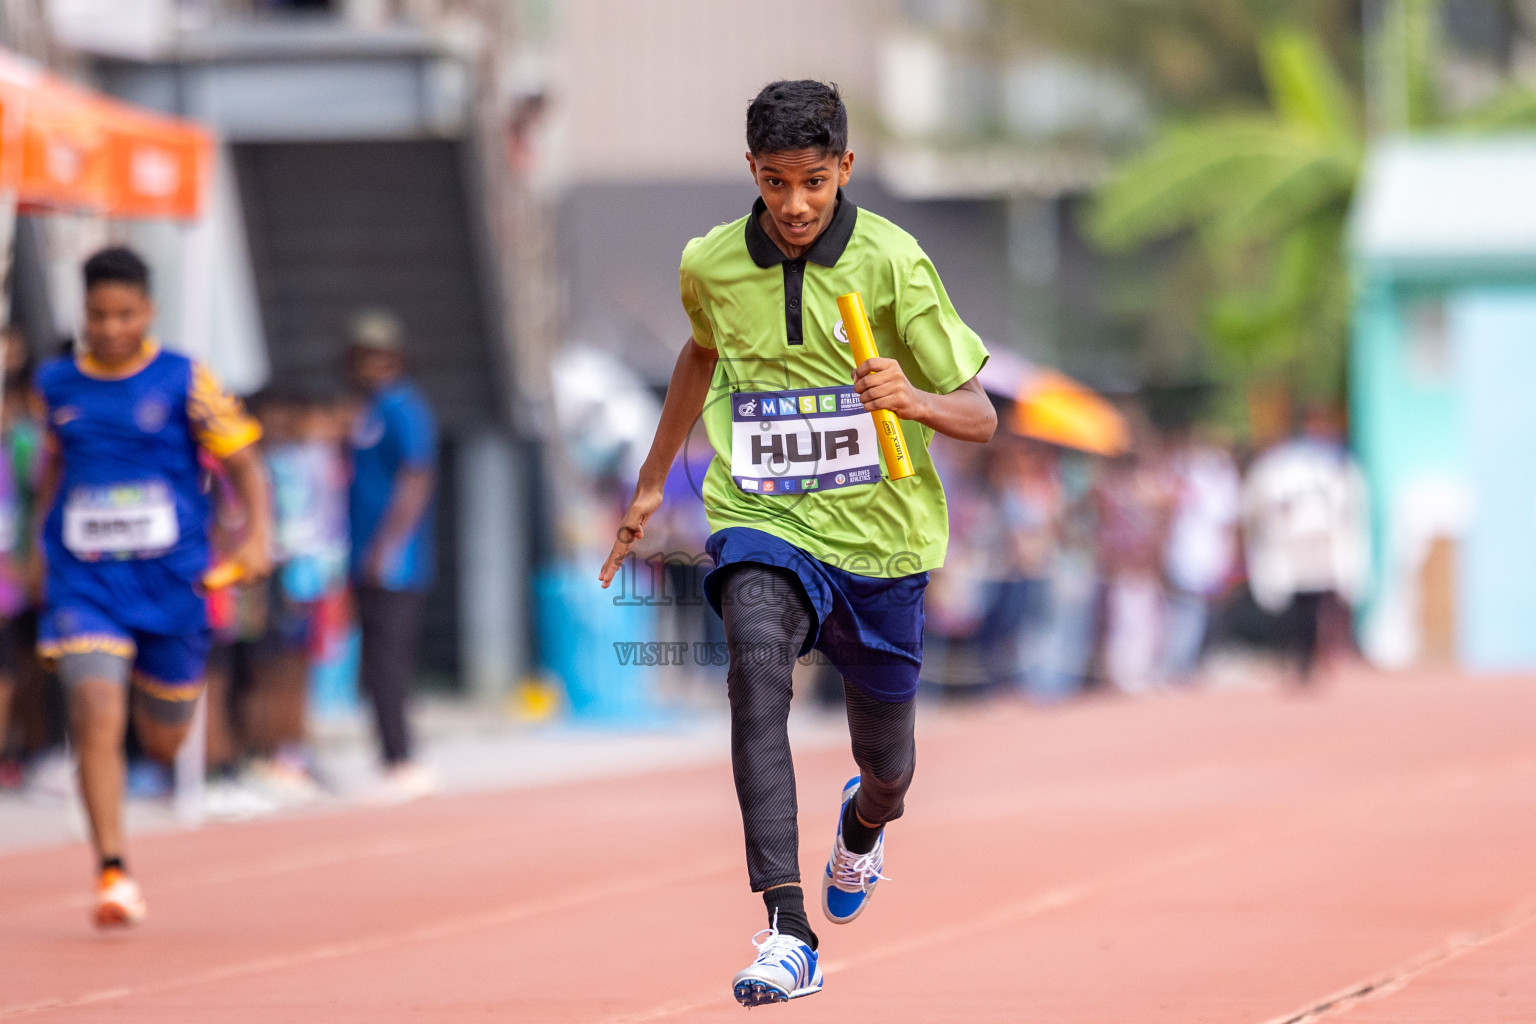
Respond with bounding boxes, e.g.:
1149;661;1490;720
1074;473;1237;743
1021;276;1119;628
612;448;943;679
731;915;822;1007
821;776;889;924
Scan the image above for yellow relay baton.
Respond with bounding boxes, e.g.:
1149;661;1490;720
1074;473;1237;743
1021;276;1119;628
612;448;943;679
837;291;915;481
202;561;244;590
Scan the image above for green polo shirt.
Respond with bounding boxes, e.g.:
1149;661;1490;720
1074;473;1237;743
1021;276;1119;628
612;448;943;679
680;191;988;577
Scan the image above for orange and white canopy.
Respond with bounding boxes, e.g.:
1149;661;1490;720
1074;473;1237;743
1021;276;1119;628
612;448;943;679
0;51;210;221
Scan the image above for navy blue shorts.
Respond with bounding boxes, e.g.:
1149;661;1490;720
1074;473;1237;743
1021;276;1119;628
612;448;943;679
704;527;928;702
40;601;212;686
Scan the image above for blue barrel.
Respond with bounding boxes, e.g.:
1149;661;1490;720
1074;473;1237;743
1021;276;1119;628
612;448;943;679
309;625;361;722
536;563;660;722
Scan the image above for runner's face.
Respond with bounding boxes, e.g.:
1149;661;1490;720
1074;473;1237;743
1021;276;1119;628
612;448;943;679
349;347;402;393
3;330;24;373
747;148;853;256
83;282;153;368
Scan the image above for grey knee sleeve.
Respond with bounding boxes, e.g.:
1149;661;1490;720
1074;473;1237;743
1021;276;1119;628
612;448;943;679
130;682;202;726
56;650;132;689
844;680;917;824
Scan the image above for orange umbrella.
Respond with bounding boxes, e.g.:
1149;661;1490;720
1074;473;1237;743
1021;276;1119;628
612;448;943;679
978;351;1129;457
1012;369;1129;456
0;49;210;220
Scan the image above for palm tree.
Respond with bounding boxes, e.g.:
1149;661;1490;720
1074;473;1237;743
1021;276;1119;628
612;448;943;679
1087;27;1361;400
1078;1;1536;412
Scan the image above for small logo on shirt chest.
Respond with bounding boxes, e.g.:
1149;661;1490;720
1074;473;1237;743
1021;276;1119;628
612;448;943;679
352;413;385;449
134;396;170;433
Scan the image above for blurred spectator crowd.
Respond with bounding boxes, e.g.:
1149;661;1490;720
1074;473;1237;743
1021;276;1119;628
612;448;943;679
580;354;1375;708
923;401;1370;701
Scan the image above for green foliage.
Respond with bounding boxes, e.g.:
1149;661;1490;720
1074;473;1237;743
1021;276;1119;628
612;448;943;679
993;0;1536;409
1454;87;1536;131
1088;28;1360;400
1374;0;1443;130
986;0;1357;112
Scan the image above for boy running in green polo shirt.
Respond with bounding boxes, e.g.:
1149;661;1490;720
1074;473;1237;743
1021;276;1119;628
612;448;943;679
599;80;995;1007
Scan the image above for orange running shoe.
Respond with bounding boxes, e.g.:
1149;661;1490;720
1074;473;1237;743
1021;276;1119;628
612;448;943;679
94;867;147;928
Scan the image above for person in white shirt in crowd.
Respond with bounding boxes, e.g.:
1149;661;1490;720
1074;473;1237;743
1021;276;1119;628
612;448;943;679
1241;404;1370;682
1092;448;1174;694
1159;426;1241;682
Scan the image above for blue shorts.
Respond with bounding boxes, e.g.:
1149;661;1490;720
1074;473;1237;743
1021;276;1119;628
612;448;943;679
39;602;213;688
704;528;928;702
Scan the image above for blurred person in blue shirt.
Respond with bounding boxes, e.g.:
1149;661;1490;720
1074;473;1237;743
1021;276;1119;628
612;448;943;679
347;309;437;801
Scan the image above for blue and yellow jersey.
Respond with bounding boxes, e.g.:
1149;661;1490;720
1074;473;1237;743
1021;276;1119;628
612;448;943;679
36;340;260;636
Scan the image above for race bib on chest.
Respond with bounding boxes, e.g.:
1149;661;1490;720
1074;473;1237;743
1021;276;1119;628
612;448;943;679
63;482;179;558
730;386;881;494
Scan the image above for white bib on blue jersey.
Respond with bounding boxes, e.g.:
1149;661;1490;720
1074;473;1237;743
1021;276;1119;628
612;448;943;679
62;481;180;558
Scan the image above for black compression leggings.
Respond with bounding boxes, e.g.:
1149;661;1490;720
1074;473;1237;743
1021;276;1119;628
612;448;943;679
719;564;918;891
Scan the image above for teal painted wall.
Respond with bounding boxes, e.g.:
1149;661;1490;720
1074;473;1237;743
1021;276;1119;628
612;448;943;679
1352;267;1536;668
1350;278;1462;625
1451;290;1536;668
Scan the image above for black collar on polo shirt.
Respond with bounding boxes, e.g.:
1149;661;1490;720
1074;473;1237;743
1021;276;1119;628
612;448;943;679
744;189;859;269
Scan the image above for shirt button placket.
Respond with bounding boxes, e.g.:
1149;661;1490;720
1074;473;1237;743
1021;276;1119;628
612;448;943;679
784;259;806;345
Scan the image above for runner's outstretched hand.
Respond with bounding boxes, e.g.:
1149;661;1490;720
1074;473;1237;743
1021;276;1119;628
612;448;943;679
230;532;273;581
599;482;664;588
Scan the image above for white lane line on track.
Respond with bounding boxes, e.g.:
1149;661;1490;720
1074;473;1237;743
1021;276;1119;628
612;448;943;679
1257;897;1536;1024
11;724;1536;1019
593;836;1239;1024
823;838;1230;976
18;746;1523;920
0;855;739;1020
596;753;1536;1023
0;828;518;921
598;996;723;1024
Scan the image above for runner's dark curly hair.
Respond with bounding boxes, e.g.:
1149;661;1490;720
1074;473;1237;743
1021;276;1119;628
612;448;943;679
84;246;151;293
746;80;847;156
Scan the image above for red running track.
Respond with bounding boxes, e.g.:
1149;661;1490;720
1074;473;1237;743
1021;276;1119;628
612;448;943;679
4;669;1536;1022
